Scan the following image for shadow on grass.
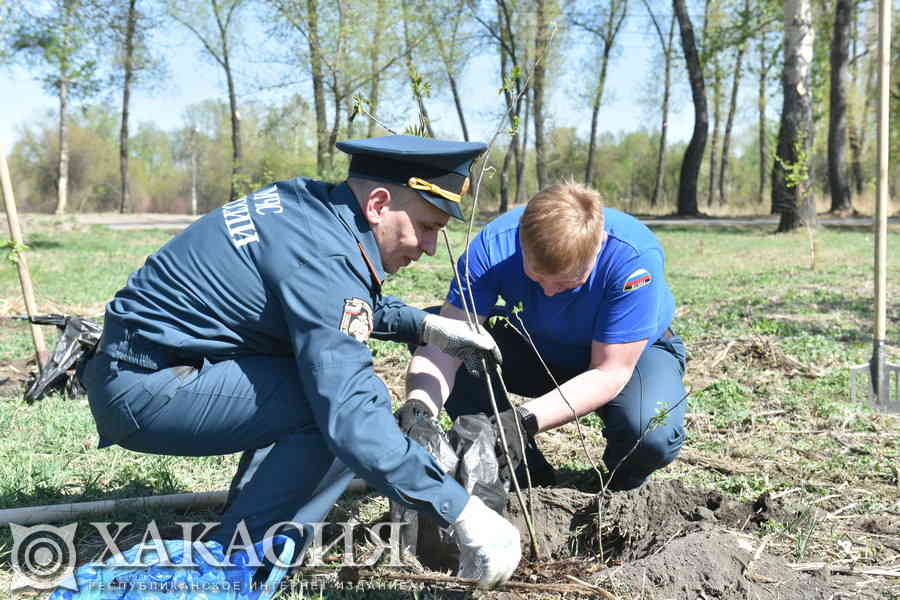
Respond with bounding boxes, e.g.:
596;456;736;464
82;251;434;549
22;238;64;250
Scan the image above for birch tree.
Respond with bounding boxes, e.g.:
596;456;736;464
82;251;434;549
12;0;101;214
772;0;816;232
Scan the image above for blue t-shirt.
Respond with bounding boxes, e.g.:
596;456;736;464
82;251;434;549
447;206;675;368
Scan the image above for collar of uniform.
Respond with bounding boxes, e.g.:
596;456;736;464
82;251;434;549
329;182;387;285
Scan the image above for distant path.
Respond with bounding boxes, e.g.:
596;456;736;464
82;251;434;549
639;215;899;228
65;212;900;231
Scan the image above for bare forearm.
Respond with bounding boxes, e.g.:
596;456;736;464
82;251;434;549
405;344;463;416
523;368;631;432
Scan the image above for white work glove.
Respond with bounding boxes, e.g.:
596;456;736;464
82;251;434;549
451;495;521;589
420;315;502;376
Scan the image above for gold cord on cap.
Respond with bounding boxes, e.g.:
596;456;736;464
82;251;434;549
407;177;464;204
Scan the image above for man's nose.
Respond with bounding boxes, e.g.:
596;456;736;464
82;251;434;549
541;283;561;296
421;233;437;256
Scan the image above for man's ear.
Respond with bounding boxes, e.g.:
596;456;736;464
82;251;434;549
363;187;392;225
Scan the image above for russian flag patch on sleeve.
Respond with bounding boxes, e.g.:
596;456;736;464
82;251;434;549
623;268;652;292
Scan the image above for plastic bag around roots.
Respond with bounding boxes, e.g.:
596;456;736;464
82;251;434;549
390;413;509;572
24;314;101;404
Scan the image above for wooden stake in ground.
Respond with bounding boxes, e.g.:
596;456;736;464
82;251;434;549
0;140;48;371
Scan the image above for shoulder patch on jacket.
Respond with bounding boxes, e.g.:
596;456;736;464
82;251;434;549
623;268;652;292
340;298;373;343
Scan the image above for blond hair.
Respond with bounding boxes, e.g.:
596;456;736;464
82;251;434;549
520;182;605;273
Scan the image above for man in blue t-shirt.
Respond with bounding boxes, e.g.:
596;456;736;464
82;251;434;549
401;182;686;491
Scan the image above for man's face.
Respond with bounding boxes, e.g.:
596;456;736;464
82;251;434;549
368;189;449;274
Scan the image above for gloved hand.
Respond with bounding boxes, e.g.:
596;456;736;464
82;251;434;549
395;398;438;435
420;315;502;376
451;495;521;588
490;406;536;478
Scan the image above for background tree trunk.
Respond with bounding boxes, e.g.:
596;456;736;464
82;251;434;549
401;0;434;136
651;15;675;208
118;0;137;214
306;0;328;175
673;0;706;215
707;63;721;207
56;78;69;215
773;0;816;232
365;0;386;139
719;43;745;206
827;0;852;213
533;0;548;190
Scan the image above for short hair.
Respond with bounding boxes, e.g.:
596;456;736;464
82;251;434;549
519;182;605;273
347;177;413;208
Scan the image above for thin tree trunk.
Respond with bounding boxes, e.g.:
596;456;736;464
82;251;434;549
210;0;241;201
827;0;852;213
758;39;768;205
707;65;722;207
584;52;611;187
366;0;386;138
119;0;137;214
673;0;706;215
849;25;875;198
56;78;69;215
533;0;548;190
401;0;434;137
447;73;469;141
517;93;530;204
773;0;816;232
719;43;745;206
307;0;327;175
644;4;676;208
499;143;513;213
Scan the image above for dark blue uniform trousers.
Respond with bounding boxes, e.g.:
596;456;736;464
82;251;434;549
80;352;356;549
443;312;688;491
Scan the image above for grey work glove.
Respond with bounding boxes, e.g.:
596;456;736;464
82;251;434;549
420;315;502;376
451;495;521;588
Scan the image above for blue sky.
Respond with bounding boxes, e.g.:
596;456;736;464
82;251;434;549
0;12;701;153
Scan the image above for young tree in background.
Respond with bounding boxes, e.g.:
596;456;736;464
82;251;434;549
703;0;723;208
827;0;852;214
772;0;815;232
717;0;752;206
168;0;247;202
570;0;629;188
673;0;706;215
108;0;164;213
641;0;677;208
532;0;551;190
751;3;780;206
400;0;434;136
12;0;101;214
470;0;531;211
423;0;474;141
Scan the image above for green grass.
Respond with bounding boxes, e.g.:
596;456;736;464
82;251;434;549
0;217;898;597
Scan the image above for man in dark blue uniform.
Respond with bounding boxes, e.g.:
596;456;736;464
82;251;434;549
80;135;520;588
403;182;687;492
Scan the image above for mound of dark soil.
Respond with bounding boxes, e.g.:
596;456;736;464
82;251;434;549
504;480;860;599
